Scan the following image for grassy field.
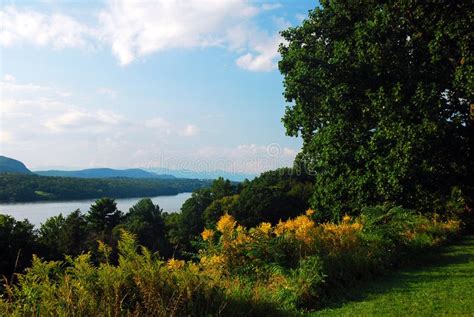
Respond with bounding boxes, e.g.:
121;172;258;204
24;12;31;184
311;236;474;316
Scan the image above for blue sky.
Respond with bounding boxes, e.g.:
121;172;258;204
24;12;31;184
0;0;316;174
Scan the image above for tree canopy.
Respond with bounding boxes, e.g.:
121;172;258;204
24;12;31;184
86;198;123;233
124;198;167;254
279;1;473;219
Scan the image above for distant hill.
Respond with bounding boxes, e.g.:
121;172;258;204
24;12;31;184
0;156;33;174
146;168;256;182
35;168;176;179
0;173;210;203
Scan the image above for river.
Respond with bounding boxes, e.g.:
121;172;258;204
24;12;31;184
0;192;192;226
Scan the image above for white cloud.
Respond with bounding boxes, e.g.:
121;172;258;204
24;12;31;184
0;75;71;97
0;1;289;72
0;131;13;143
230;23;287;72
235;44;279;72
194;143;297;163
0;74;51;94
1;76;123;137
145;117;170;129
261;3;283;11
1;79;51;93
145;117;172;135
3;74;16;82
180;124;200;137
98;0;259;65
0;6;96;49
144;118;201;137
153;143;299;174
44;109;122;132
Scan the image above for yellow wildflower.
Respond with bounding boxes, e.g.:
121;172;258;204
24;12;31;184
257;222;272;235
200;255;225;268
167;258;185;270
274;220;286;236
235;225;251;244
273;215;316;245
188;263;200;274
293;215;315;244
306;208;315;216
342;215;351;223
352;222;363;231
201;228;215;241
216;214;237;233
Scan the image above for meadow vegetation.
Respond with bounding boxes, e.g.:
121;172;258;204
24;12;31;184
0;205;462;316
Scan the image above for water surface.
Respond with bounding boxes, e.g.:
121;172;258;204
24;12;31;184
0;192;192;226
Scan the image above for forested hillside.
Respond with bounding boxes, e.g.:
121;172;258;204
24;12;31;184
0;174;210;202
0;156;32;174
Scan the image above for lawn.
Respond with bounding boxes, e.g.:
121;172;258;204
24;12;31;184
311;236;474;316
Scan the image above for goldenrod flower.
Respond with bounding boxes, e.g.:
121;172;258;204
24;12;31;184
167;258;185;270
274;220;286;236
201;228;215;241
216;214;236;233
235;225;251;244
306;208;315;216
200;255;225;268
342;215;351;223
258;222;272;235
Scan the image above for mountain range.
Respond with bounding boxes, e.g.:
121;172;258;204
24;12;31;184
0;156;256;181
35;168;176;179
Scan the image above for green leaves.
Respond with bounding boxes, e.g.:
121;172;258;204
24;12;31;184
279;1;473;218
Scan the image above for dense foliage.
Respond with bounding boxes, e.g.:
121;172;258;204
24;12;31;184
0;171;312;277
0;171;464;314
0;207;461;315
0;215;37;279
164;170;313;257
232;169;313;227
279;1;473;219
0;173;211;202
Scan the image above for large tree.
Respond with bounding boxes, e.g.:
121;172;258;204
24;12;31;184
124;198;167;254
279;1;473;219
86;198;123;234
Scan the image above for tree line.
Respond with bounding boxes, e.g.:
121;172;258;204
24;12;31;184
0;173;211;202
0;169;313;278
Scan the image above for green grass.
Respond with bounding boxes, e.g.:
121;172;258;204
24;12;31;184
311;236;474;316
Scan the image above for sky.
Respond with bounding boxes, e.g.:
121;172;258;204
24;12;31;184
0;0;316;175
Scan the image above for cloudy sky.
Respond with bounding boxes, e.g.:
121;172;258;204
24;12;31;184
0;0;315;174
